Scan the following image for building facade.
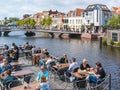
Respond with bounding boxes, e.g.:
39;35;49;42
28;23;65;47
107;30;120;44
63;8;84;31
83;4;112;33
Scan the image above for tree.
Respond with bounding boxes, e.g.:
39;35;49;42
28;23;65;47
9;17;19;23
39;17;52;29
109;15;120;29
3;17;19;25
46;17;52;28
16;18;36;27
29;19;36;26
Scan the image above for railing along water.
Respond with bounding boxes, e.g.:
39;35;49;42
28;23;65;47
89;74;111;90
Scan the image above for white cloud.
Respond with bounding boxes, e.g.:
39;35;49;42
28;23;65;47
0;0;120;20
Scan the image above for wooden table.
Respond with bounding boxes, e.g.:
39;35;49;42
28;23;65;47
53;63;69;70
23;50;32;53
11;82;38;90
10;62;24;66
12;69;34;77
72;69;89;79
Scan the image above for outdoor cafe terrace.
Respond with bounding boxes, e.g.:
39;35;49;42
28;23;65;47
0;48;111;90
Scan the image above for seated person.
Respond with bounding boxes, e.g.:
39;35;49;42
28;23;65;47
1;60;12;72
2;70;17;86
80;59;90;70
45;56;55;69
37;75;50;90
86;62;106;83
43;48;49;57
59;54;68;63
68;57;79;73
36;66;49;82
0;67;2;74
36;47;41;54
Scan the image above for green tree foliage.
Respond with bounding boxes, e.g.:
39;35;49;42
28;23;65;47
4;17;19;25
110;39;114;46
29;19;36;26
109;15;120;29
16;18;36;27
9;17;19;23
40;17;52;29
117;42;120;47
102;38;107;46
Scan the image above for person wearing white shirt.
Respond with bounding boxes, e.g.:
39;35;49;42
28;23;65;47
68;57;79;72
45;56;55;69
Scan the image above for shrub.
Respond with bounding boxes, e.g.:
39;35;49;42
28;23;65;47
117;42;120;47
110;39;114;46
102;38;107;46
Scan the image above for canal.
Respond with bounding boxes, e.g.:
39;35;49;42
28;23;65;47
0;31;120;90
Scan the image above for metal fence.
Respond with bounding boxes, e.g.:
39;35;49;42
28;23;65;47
88;74;111;90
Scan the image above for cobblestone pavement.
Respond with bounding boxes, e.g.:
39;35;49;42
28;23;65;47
19;57;73;90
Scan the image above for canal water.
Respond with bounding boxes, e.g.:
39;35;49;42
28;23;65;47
0;31;120;89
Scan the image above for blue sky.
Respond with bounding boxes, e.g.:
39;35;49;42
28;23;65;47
0;0;120;20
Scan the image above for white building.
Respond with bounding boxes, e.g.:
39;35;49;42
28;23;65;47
67;16;84;32
63;8;84;31
83;4;112;33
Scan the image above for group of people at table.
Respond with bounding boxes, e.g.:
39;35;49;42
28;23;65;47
35;53;106;90
0;42;106;90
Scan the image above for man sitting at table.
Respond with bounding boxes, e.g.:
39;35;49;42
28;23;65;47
59;54;68;64
36;66;49;82
1;60;12;72
45;55;55;69
2;70;17;87
86;62;106;83
80;59;91;70
68;57;79;73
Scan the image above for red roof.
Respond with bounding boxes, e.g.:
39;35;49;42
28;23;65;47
112;7;120;14
75;8;84;16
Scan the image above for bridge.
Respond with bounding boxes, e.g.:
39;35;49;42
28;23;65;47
0;26;101;39
0;26;82;38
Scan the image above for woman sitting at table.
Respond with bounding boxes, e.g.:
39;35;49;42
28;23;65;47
86;62;106;83
80;59;91;70
59;54;68;64
36;47;41;54
2;70;17;86
1;60;12;72
37;75;50;90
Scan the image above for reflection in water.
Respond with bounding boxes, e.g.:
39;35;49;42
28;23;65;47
0;31;120;89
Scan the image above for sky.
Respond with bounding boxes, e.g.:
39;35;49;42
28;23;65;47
0;0;120;20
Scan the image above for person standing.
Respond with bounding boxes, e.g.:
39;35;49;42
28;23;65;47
12;42;19;62
36;66;49;82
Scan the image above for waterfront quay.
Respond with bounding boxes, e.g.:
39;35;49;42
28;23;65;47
0;29;120;90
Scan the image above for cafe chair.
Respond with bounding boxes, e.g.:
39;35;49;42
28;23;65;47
89;74;110;90
2;80;12;90
47;61;56;70
23;75;35;84
50;67;64;81
8;80;23;89
73;79;87;90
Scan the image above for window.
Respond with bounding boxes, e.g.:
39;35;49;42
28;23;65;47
87;20;90;24
112;33;118;42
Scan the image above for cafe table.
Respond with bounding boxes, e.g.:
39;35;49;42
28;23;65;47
10;62;24;66
12;69;34;77
11;81;38;90
53;63;69;70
